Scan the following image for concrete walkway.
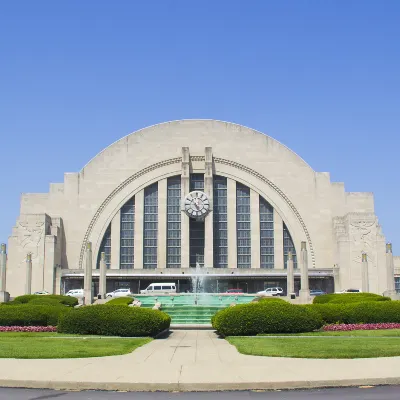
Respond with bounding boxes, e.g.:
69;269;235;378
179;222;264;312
1;330;400;391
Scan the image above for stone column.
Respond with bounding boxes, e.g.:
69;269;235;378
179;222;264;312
204;147;214;268
273;211;284;269
361;252;369;293
181;147;190;268
110;210;121;269
385;243;397;297
84;242;93;305
333;264;341;293
286;251;294;296
0;244;10;303
250;189;260;268
134;190;144;269
25;253;32;295
227;178;237;269
99;251;107;299
157;178;167;269
299;242;310;302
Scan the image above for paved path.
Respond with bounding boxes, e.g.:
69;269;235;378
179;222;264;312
1;330;400;391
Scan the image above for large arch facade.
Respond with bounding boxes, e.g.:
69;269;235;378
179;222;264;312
6;120;397;296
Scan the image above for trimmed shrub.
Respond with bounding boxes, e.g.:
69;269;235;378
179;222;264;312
212;301;323;336
12;294;78;307
57;305;171;337
105;297;134;306
307;301;400;324
0;304;71;326
313;293;391;305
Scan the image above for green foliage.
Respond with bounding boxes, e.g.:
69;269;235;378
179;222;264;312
12;295;78;307
306;301;400;324
252;297;286;303
0;304;71;326
313;293;391;305
105;297;134;306
212;301;323;336
57;305;171;337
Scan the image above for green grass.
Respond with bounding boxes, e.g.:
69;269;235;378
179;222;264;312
258;329;400;337
0;333;151;358
227;336;400;358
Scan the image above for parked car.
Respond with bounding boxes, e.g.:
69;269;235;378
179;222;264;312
310;289;326;296
106;288;133;298
257;287;284;297
140;283;176;294
33;291;49;295
335;289;362;294
65;289;84;299
224;289;244;294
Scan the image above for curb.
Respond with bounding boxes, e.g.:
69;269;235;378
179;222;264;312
1;377;400;392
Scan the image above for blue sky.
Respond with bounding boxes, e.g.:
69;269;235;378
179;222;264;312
1;1;399;253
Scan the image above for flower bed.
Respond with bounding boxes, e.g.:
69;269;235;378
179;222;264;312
324;323;400;331
0;326;57;332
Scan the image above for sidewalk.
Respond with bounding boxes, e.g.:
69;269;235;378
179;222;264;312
0;330;400;391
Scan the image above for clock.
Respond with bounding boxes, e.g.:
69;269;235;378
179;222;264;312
184;191;210;219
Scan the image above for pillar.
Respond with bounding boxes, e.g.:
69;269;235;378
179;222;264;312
204;147;214;268
361;252;369;293
273;211;284;269
157;178;167;269
286;250;294;295
110;210;121;269
84;242;93;304
181;147;190;268
227;178;237;269
25;253;32;295
333;264;341;293
134;190;144;269
99;251;107;299
299;242;310;302
250;190;260;268
0;244;10;302
384;243;397;297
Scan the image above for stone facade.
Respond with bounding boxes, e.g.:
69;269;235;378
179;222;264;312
5;120;398;296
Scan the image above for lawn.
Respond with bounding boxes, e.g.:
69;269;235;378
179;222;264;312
227;336;400;358
0;333;151;359
258;329;400;337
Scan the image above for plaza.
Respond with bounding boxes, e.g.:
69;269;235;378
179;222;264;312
4;120;400;299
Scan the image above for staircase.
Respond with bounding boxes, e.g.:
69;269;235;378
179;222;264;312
161;305;225;325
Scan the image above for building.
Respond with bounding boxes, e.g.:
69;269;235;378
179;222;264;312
6;120;400;297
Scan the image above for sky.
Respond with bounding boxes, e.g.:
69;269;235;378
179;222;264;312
1;1;400;252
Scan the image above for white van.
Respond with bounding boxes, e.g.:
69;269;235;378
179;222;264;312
65;289;84;299
140;283;176;294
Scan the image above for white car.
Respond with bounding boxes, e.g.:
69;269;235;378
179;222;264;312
33;291;49;295
335;289;362;294
65;289;84;299
257;287;284;297
106;288;133;298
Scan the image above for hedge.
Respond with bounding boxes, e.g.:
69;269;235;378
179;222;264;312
0;304;72;326
12;294;78;307
105;297;134;306
306;301;400;324
57;305;171;337
212;301;323;336
313;293;391;305
252;297;286;303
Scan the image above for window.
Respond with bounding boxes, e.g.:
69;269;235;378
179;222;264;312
143;183;158;269
97;224;111;269
236;183;251;268
167;176;181;268
395;277;400;293
260;196;274;269
283;222;297;269
213;176;228;268
120;197;135;269
154;286;161;291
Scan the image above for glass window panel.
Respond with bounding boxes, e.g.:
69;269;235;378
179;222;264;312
236;183;251;268
283;222;297;269
97;224;111;269
167;176;181;268
143;183;158;269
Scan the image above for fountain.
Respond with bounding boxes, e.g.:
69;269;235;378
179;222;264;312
191;262;206;305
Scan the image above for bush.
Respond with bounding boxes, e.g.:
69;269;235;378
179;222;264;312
57;305;170;337
308;301;400;324
105;297;134;306
0;304;71;326
12;294;78;307
313;293;391;305
252;297;286;303
212;301;323;336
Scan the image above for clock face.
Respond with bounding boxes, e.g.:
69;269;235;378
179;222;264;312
184;191;210;219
